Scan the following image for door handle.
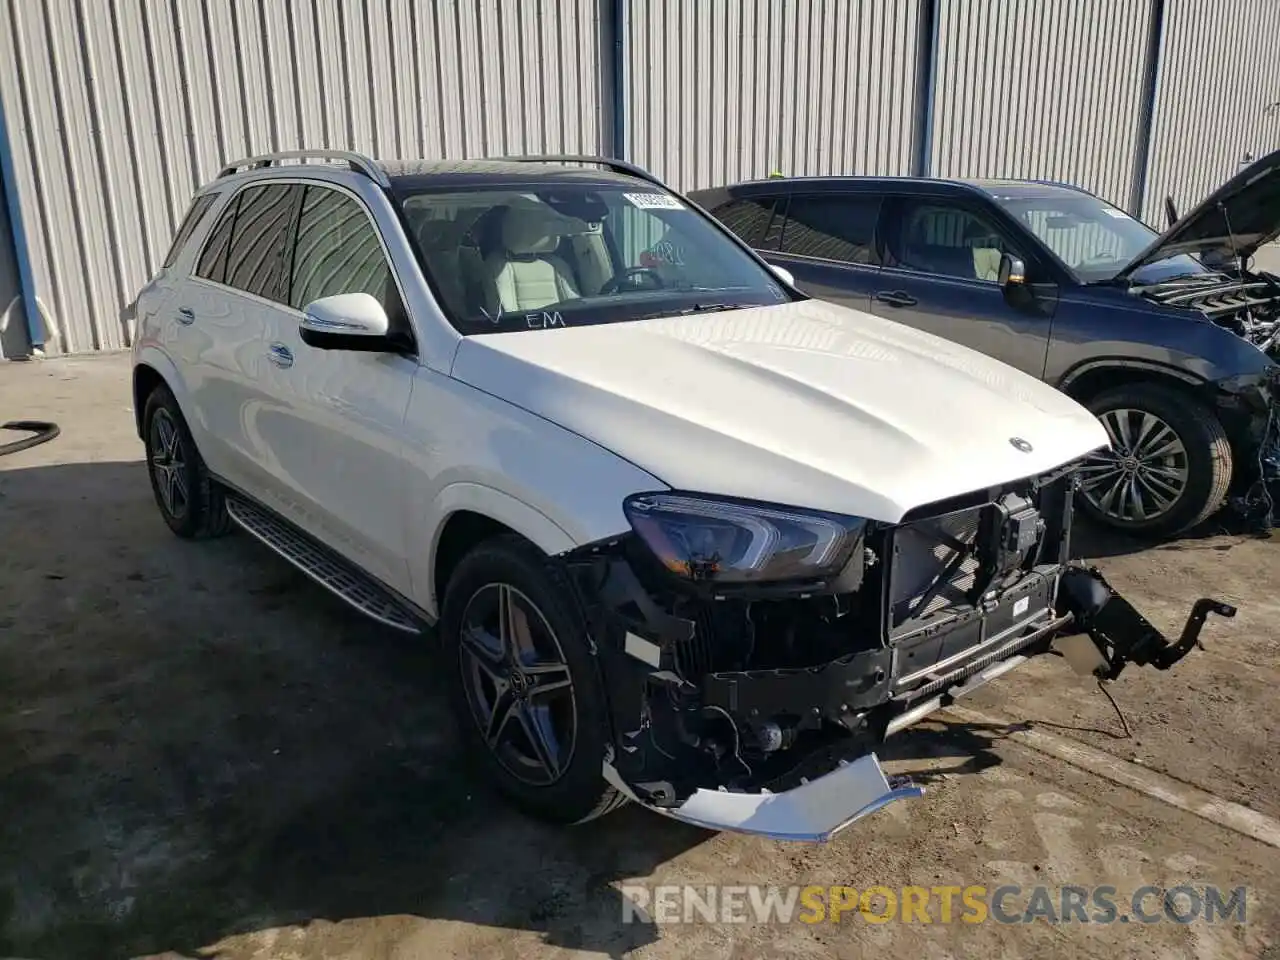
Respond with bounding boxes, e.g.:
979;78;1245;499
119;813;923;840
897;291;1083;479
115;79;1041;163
266;342;294;369
176;306;195;325
874;290;918;308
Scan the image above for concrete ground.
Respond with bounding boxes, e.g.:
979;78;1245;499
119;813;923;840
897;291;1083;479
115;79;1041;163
1;353;1278;960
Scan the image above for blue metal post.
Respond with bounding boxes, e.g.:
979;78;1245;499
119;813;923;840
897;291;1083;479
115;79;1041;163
1129;0;1167;219
0;92;41;349
911;0;941;178
612;0;629;160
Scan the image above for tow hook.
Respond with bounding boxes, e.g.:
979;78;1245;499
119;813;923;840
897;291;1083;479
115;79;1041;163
1057;566;1236;681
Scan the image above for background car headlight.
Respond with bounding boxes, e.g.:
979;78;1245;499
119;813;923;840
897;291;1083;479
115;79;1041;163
623;493;866;584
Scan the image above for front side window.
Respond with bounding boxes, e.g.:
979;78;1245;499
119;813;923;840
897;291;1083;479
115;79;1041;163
288;186;405;327
394;181;791;334
992;194;1207;283
885;200;1021;282
779;195;880;264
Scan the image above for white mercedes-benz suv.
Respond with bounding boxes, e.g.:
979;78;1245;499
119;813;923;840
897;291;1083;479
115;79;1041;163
126;151;1233;842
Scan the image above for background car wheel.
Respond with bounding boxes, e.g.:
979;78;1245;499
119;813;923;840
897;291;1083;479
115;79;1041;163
142;384;233;540
440;534;627;825
1076;383;1232;537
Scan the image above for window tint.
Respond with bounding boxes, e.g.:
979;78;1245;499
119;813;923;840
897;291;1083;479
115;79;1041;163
289;186;404;324
224;184;297;300
195;194;239;283
163;194;216;268
709;196;785;251
887;200;1021;282
779;195;880;264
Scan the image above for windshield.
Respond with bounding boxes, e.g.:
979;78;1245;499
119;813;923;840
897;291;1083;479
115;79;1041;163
993;194;1209;283
394;180;790;333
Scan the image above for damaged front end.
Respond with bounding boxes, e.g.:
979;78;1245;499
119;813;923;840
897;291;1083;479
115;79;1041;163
558;467;1235;842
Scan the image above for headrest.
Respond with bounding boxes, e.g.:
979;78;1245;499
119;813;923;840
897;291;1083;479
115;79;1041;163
500;200;589;256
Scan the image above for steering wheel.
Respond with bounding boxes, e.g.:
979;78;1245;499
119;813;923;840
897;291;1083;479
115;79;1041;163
600;267;666;296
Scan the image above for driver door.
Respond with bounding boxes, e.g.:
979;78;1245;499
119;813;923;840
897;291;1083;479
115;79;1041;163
871;196;1057;379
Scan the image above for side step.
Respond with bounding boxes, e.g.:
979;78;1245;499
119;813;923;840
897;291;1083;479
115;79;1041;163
225;495;425;634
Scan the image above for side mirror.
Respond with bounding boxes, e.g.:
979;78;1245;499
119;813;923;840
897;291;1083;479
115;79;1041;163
1164;195;1179;228
300;293;392;351
997;254;1027;288
768;264;796;287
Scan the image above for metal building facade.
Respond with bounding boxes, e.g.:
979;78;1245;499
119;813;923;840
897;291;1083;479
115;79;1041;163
1141;0;1280;225
2;0;1279;358
623;0;926;191
0;0;609;356
927;0;1156;210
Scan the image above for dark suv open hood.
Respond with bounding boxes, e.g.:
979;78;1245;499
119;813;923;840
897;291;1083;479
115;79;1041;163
1116;148;1280;280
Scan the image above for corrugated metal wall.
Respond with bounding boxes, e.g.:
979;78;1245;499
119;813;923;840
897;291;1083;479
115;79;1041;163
928;0;1155;210
1140;0;1280;226
0;0;609;356
624;0;926;192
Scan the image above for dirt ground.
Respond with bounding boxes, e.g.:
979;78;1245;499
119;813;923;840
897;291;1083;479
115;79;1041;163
1;352;1278;960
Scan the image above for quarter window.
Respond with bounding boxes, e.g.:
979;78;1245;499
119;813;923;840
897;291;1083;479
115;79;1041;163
778;195;880;264
224;184;297;301
887;200;1021;282
163;194;216;268
195;194;239;283
288;186;406;326
709;196;785;251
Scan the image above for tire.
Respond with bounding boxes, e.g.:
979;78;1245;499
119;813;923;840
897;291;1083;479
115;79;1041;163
142;383;233;540
440;534;627;825
1076;383;1232;537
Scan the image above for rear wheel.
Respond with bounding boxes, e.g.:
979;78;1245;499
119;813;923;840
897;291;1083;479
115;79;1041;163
142;384;232;539
440;535;627;824
1076;383;1232;537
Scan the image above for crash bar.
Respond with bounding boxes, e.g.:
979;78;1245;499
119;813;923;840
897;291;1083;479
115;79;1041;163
493;154;665;188
216;150;390;188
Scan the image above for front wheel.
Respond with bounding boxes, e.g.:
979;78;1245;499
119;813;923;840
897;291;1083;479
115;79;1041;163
440;535;627;825
1076;384;1232;537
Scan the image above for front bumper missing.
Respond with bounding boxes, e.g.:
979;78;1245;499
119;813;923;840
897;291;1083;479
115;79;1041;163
603;752;925;843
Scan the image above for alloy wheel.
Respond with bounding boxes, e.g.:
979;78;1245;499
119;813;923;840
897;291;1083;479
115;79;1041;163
149;408;190;520
1080;407;1190;523
457;583;577;786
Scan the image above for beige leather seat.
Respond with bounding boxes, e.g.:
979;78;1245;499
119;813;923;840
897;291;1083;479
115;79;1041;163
481;206;580;314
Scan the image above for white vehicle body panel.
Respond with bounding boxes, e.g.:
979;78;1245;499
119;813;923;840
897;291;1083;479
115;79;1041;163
451;299;1109;523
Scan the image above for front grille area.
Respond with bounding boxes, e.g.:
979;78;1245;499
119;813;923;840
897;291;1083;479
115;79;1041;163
886;505;986;641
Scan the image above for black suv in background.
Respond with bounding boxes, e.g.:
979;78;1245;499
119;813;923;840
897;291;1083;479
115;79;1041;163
689;151;1280;537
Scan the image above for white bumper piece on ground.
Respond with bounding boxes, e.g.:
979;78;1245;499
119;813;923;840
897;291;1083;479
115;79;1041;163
604;752;925;843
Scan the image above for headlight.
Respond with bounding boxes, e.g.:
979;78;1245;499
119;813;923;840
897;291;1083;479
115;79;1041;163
623;492;866;584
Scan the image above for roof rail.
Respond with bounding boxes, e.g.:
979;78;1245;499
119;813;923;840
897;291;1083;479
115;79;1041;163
216;150;390;188
493;154;666;189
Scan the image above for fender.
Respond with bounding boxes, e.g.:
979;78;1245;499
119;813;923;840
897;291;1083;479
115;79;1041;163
421;481;583;618
132;346;198;436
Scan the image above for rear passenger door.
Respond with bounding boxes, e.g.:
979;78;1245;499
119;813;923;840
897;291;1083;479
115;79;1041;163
870;196;1055;378
769;193;883;312
255;183;417;596
182;182;299;494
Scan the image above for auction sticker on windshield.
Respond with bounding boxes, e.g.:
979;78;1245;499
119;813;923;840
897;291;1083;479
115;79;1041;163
624;192;685;211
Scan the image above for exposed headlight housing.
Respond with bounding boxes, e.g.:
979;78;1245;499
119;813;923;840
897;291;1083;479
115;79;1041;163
623;492;866;584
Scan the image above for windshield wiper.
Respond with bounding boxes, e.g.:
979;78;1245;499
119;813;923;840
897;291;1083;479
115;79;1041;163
635;302;761;321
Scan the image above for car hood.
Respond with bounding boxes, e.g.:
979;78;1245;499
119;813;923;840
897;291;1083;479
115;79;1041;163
1117;148;1280;279
450;300;1108;523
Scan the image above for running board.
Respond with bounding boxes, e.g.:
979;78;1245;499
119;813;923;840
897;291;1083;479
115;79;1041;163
225;496;425;634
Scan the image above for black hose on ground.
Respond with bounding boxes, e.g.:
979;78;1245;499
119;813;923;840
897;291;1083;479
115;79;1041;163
1;420;60;457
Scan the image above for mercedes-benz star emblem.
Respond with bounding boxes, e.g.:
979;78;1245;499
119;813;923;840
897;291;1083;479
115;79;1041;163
1009;437;1033;453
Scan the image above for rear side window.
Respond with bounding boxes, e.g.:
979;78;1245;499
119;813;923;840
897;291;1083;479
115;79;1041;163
195;194;239;282
224;184;298;301
162;194;216;268
779;195;881;264
289;185;406;325
708;195;786;251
